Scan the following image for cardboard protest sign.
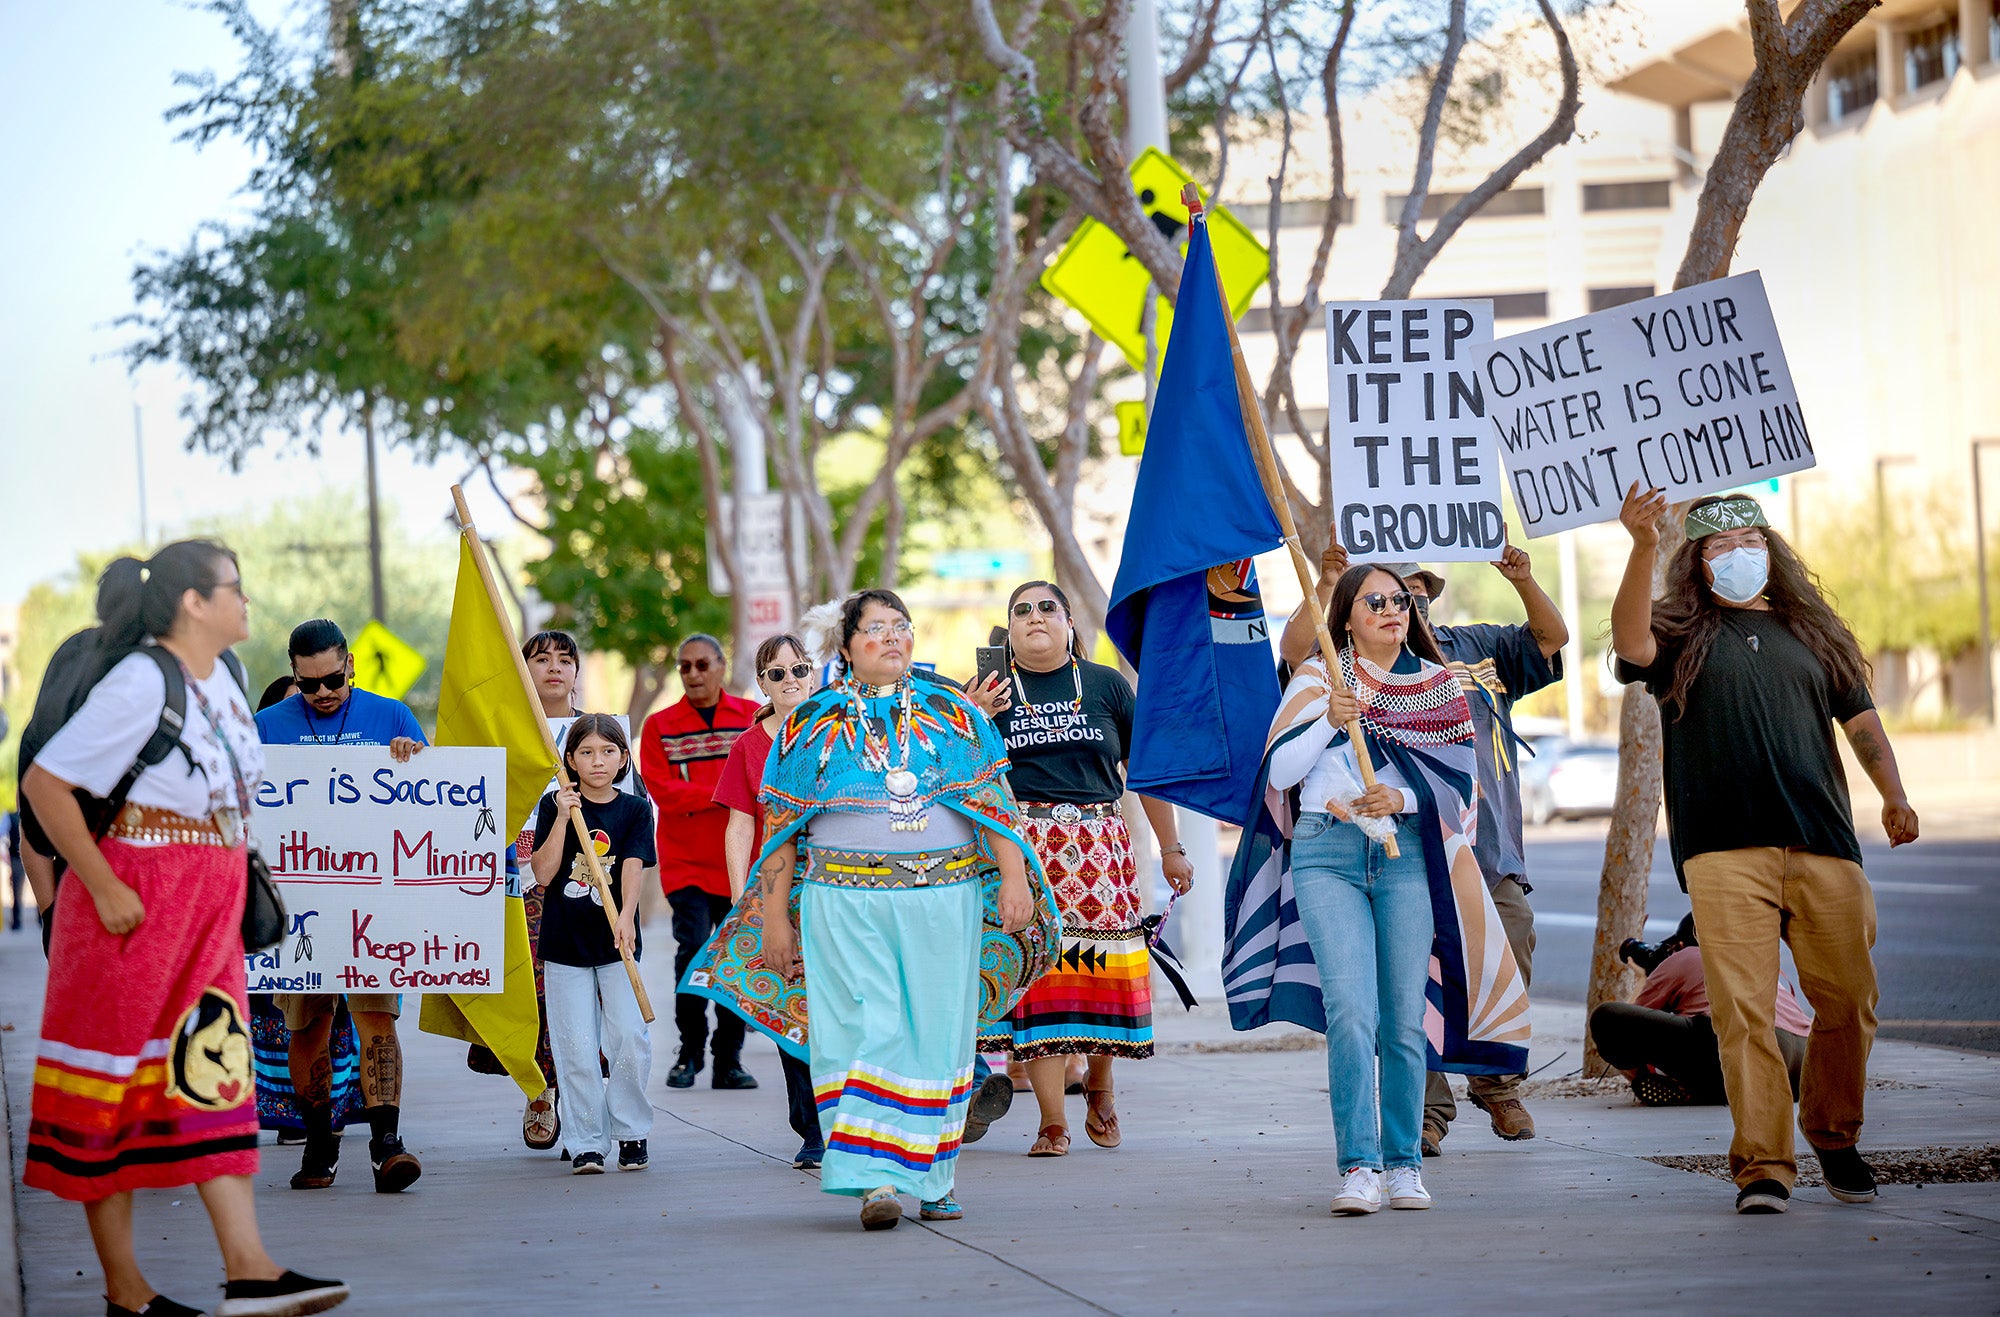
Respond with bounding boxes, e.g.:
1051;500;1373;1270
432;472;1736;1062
1326;299;1507;562
1478;271;1814;537
246;745;507;995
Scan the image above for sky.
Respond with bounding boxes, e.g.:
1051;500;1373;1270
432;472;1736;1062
0;2;513;607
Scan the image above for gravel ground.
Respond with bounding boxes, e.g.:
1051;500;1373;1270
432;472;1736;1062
1647;1145;2000;1185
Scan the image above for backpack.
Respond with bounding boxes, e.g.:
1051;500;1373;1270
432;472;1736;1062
17;629;247;869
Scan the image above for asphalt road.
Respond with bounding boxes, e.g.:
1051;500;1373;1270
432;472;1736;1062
1523;819;2000;1053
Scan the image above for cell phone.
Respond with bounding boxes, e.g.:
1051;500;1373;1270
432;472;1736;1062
975;645;1008;688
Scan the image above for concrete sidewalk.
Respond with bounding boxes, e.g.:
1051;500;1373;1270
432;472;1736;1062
3;936;1996;1315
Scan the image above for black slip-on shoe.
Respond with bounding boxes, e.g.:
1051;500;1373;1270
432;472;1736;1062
216;1270;349;1317
108;1296;207;1317
1735;1179;1791;1214
1812;1143;1878;1203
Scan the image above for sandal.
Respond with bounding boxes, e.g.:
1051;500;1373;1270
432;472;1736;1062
1028;1123;1071;1157
859;1185;903;1231
523;1086;559;1151
919;1194;964;1221
1084;1087;1121;1149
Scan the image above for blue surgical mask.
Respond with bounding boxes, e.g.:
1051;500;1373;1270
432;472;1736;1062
1707;546;1769;604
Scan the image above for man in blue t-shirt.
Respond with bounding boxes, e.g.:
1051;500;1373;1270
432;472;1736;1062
1281;543;1567;1153
255;618;427;1196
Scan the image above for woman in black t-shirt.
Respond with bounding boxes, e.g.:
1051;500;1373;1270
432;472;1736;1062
529;716;657;1175
983;581;1194;1157
1610;486;1917;1217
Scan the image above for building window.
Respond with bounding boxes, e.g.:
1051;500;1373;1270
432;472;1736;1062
1473;291;1550;319
1383;186;1544;223
1228;197;1356;231
1905;13;1960;91
1588;285;1655;311
1826;47;1878;119
1582;181;1672;212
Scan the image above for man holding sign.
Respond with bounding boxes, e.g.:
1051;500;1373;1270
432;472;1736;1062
257;618;426;1195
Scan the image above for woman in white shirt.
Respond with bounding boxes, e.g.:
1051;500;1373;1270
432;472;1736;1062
21;541;347;1317
1264;564;1480;1220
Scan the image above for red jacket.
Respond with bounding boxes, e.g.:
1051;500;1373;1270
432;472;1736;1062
639;693;760;898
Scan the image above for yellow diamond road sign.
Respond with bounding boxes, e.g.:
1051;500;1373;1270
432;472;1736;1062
1115;400;1148;457
1041;147;1270;373
350;620;427;701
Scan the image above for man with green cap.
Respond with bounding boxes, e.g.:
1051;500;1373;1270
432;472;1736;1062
1280;540;1568;1151
1610;483;1918;1216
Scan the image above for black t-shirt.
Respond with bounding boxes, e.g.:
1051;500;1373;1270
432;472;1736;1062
994;659;1135;805
1614;609;1873;888
531;790;657;967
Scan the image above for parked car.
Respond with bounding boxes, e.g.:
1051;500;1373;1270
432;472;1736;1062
1520;738;1620;824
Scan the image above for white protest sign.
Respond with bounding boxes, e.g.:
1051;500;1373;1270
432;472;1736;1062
1478;271;1815;537
1326;300;1507;562
245;745;508;995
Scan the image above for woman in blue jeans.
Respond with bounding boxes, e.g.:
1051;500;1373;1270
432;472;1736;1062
1264;563;1487;1215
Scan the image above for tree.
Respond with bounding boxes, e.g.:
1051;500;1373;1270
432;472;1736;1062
969;0;1588;638
1584;0;1878;1073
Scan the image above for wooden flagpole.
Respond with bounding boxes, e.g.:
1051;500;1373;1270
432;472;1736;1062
1180;185;1399;857
451;485;656;1021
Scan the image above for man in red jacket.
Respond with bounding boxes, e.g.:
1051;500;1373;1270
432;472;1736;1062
640;634;763;1089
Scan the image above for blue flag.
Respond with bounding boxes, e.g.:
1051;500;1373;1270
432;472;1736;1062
1105;216;1284;826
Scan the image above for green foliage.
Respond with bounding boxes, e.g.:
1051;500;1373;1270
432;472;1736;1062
518;438;729;671
1804;483;1989;661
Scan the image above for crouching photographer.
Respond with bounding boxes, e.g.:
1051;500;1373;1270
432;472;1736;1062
1589;914;1810;1106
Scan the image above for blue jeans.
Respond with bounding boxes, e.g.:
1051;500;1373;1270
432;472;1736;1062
1291;812;1433;1172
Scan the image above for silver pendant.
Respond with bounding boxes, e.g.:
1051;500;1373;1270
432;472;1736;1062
885;769;919;798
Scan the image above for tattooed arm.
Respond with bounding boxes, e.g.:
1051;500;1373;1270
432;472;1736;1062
1841;710;1919;847
757;839;802;979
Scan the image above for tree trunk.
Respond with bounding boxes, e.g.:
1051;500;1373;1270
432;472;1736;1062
627;662;667;726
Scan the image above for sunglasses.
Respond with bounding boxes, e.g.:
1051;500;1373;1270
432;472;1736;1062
1360;591;1414;616
762;662;813;683
678;657;715;673
295;671;348;695
1010;599;1064;618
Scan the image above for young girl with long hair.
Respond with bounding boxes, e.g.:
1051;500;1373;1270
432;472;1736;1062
528;715;656;1175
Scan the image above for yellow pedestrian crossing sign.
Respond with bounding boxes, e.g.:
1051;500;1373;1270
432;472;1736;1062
350;620;427;700
1115;400;1148;457
1040;148;1270;372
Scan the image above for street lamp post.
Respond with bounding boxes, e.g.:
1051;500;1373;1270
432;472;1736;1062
1974;439;2000;724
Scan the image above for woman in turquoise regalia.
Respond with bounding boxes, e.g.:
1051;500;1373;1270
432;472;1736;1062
747;590;1053;1231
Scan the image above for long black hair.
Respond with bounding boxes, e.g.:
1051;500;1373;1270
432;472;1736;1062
1327;563;1446;667
97;540;238;647
1650;494;1868;718
1004;580;1085;661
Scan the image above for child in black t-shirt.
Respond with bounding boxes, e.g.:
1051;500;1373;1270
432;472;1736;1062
530;715;657;1174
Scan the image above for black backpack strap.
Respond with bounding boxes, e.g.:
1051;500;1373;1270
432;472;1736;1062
91;649;192;842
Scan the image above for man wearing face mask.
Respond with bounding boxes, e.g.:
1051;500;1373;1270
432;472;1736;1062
1611;487;1919;1217
1281;541;1567;1151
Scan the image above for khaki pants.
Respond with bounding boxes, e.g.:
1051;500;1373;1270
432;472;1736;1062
1684;847;1878;1190
1426;877;1535;1128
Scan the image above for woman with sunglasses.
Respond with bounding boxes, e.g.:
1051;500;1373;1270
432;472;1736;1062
707;633;824;1169
1259;564;1510;1217
980;582;1192;1157
702;590;1056;1230
638;634;762;1091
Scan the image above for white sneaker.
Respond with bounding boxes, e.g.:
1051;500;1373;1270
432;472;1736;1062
1331;1167;1382;1215
1386;1166;1432;1209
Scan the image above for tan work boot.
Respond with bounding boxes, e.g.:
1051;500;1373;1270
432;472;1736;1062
1420;1118;1447;1158
1469;1093;1536;1140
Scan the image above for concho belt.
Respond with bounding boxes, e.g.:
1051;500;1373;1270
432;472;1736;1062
1021;800;1122;826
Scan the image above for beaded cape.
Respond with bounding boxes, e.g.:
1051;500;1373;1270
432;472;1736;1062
681;675;1059;1060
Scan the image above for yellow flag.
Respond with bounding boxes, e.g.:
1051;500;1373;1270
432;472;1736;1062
418;537;559;1099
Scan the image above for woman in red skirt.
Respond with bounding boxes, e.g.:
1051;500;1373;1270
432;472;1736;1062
982;581;1194;1155
22;541;347;1317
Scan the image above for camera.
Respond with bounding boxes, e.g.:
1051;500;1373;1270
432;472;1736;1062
1618;938;1677;974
